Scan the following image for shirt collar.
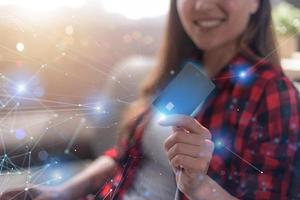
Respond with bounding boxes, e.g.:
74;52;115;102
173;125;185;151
210;53;249;88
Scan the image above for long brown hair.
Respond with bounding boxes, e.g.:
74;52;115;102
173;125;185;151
116;0;280;152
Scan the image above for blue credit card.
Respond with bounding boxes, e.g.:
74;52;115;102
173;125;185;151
152;62;215;117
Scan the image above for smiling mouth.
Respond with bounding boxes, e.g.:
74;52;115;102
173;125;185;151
193;19;226;30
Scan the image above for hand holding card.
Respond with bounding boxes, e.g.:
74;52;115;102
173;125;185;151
152;62;216;200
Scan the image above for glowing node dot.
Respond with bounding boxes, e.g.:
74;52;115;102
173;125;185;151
16;42;25;52
239;71;246;78
17;84;27;94
24;188;29;191
215;140;223;148
95;106;102;111
16;129;26;140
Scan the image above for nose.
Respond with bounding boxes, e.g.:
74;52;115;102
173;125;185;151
194;0;214;11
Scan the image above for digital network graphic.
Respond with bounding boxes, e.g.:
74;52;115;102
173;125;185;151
0;54;122;193
0;1;299;199
0;4;139;193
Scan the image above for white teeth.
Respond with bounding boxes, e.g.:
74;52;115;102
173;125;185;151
196;20;223;29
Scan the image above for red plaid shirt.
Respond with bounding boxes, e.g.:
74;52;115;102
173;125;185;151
95;54;300;200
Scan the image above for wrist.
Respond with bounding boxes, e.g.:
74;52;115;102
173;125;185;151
188;175;237;200
57;183;83;199
186;175;208;200
37;185;73;200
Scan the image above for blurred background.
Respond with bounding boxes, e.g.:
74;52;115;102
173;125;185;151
0;0;299;193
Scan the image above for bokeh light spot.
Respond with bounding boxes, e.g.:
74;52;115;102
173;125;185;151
16;42;25;52
16;129;26;140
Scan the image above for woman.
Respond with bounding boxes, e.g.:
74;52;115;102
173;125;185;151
1;0;300;199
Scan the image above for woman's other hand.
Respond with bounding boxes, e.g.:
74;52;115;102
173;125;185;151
0;186;69;200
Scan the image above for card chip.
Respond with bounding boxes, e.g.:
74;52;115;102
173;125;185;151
165;102;175;111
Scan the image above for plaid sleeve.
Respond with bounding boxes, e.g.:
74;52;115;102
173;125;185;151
94;106;152;199
103;147;120;163
234;77;300;199
102;106;151;166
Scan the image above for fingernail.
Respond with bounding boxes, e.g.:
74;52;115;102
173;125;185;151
158;120;165;125
158;117;164;122
158;118;166;124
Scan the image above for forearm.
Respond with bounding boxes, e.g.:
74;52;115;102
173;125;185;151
190;175;239;200
59;155;118;199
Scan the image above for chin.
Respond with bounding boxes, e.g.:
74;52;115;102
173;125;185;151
194;40;219;52
194;36;232;52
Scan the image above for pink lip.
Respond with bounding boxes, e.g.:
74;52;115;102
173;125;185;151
194;18;226;22
193;18;226;27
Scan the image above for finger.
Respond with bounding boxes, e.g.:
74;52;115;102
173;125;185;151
0;189;24;200
85;194;96;200
2;188;40;200
170;154;210;172
172;126;186;132
159;115;210;138
1;188;24;195
0;190;24;200
167;140;214;161
164;130;211;151
27;189;41;199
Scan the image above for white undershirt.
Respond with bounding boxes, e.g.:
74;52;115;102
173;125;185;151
122;112;177;200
